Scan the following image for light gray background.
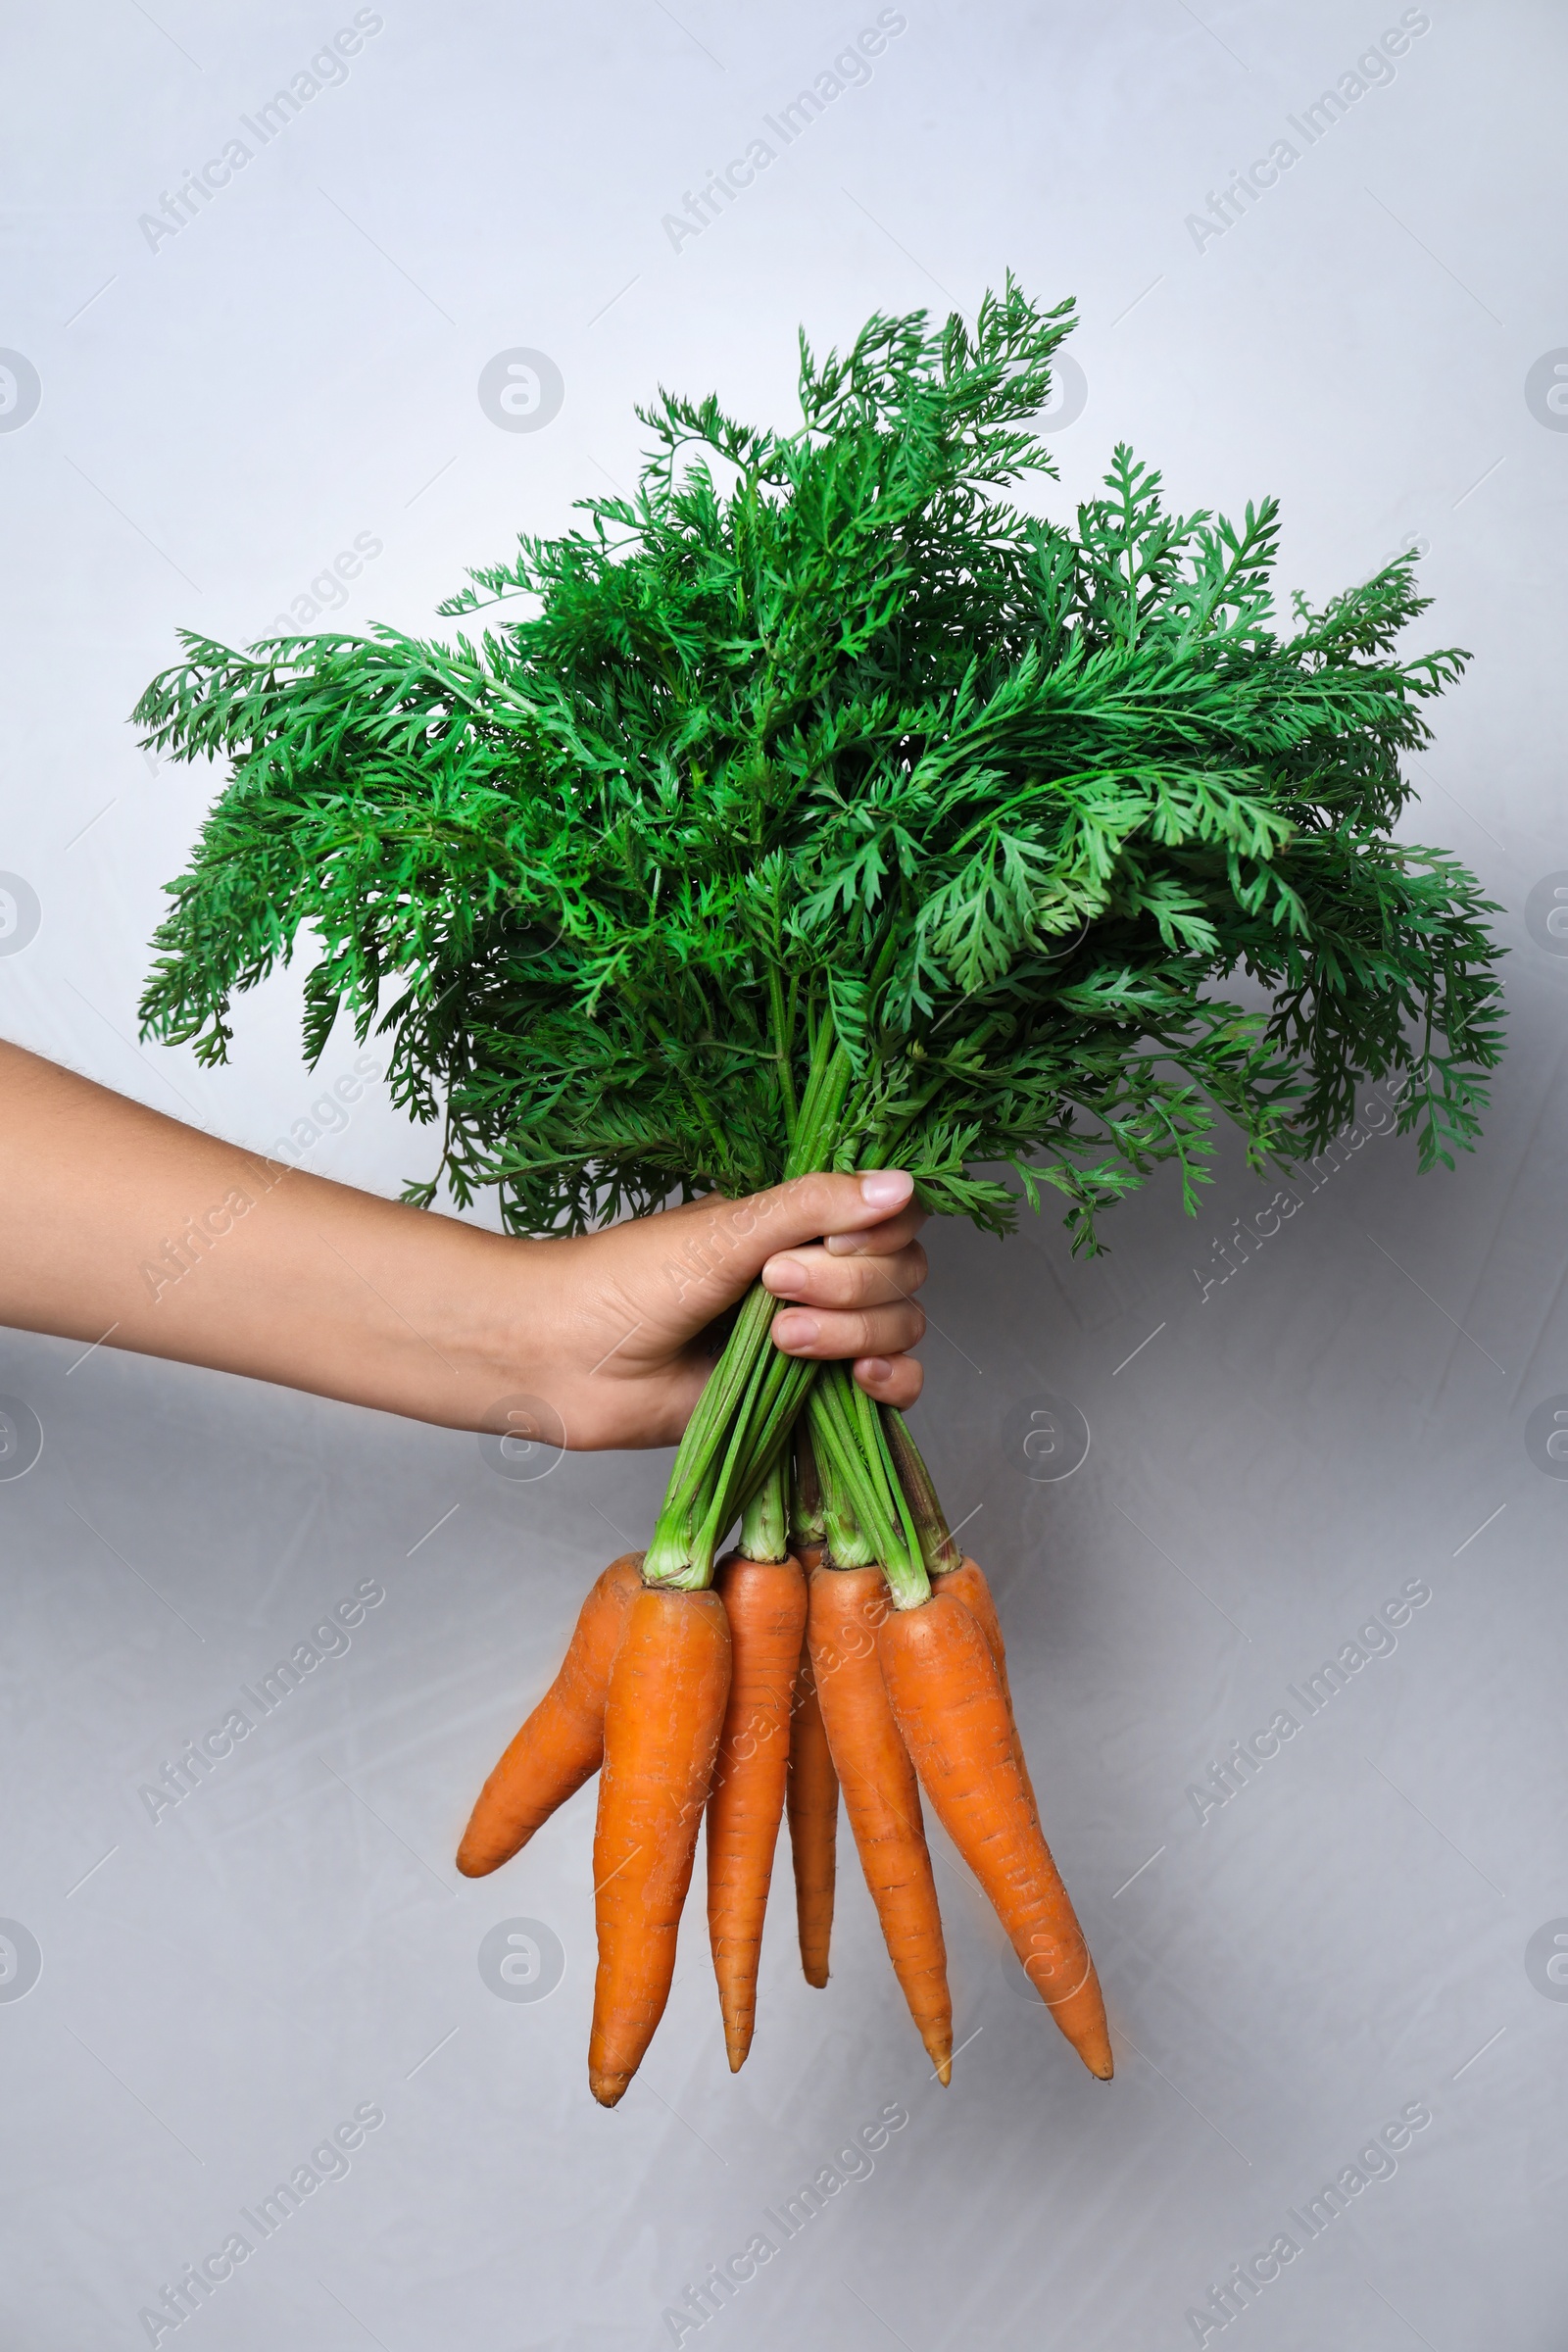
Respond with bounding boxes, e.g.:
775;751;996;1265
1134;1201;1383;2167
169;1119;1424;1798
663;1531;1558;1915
2;2;1565;2346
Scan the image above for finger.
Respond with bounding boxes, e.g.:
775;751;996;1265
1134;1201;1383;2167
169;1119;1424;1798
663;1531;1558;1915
760;1240;928;1311
769;1300;926;1360
823;1202;927;1258
852;1352;923;1407
632;1169;916;1328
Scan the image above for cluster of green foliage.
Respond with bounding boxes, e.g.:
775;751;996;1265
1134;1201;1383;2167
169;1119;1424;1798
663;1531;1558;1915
135;276;1502;1252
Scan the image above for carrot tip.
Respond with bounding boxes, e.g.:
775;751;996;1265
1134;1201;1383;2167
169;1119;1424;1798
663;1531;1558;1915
589;2070;631;2108
802;1963;829;1988
922;2030;954;2083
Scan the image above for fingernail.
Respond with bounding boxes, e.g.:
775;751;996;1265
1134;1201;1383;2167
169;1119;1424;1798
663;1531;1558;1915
858;1169;912;1211
762;1255;808;1292
772;1311;819;1349
858;1357;893;1384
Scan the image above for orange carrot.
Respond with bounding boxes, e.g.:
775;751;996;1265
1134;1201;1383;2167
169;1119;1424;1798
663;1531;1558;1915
589;1585;731;2107
708;1551;808;2069
931;1556;1038;1822
785;1636;837;1987
456;1553;643;1877
808;1565;953;2082
878;1592;1112;2080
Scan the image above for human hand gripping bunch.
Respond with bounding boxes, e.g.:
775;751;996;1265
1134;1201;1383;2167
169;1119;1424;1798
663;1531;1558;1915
454;1166;1111;2102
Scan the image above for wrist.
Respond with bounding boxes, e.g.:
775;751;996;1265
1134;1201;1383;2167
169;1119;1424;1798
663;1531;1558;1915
415;1222;556;1434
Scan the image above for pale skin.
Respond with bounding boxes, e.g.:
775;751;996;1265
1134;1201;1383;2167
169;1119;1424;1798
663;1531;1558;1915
0;1041;928;1448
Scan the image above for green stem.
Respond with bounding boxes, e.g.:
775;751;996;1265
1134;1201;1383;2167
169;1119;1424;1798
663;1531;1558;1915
643;1020;851;1590
738;1449;789;1562
809;1395;877;1568
807;1372;894;1563
789;1420;825;1548
863;1388;927;1593
768;959;797;1144
882;1407;961;1575
807;1368;928;1608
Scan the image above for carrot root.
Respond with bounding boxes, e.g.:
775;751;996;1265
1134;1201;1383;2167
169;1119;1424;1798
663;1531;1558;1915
456;1553;643;1877
931;1557;1040;1823
589;1586;731;2108
808;1566;953;2081
785;1640;838;1988
708;1552;808;2070
878;1592;1111;2082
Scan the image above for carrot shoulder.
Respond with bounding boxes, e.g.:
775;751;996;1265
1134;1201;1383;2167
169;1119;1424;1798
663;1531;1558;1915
589;1586;731;2107
708;1552;808;2069
808;1565;953;2082
878;1591;1112;2081
456;1553;643;1877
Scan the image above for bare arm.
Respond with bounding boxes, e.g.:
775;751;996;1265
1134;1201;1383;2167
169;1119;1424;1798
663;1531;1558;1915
0;1041;927;1448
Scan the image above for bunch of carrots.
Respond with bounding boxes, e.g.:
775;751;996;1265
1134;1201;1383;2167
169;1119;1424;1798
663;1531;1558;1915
134;277;1496;2108
457;1369;1110;2105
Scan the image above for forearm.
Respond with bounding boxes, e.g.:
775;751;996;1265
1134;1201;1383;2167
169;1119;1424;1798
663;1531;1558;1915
0;1042;526;1429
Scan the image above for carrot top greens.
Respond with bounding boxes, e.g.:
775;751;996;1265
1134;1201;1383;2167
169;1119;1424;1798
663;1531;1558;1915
137;276;1500;1256
134;277;1502;1583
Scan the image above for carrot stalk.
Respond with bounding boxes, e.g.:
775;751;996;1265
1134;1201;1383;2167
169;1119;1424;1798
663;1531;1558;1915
708;1545;808;2068
456;1553;643;1877
789;1420;826;1570
589;1585;731;2107
877;1592;1112;2080
785;1640;837;1985
808;1564;953;2082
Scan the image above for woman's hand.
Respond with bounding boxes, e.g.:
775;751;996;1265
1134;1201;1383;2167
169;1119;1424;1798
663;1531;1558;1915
529;1168;928;1451
0;1041;928;1451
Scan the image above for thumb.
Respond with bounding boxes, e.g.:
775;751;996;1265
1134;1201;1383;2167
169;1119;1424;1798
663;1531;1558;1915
662;1170;913;1319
